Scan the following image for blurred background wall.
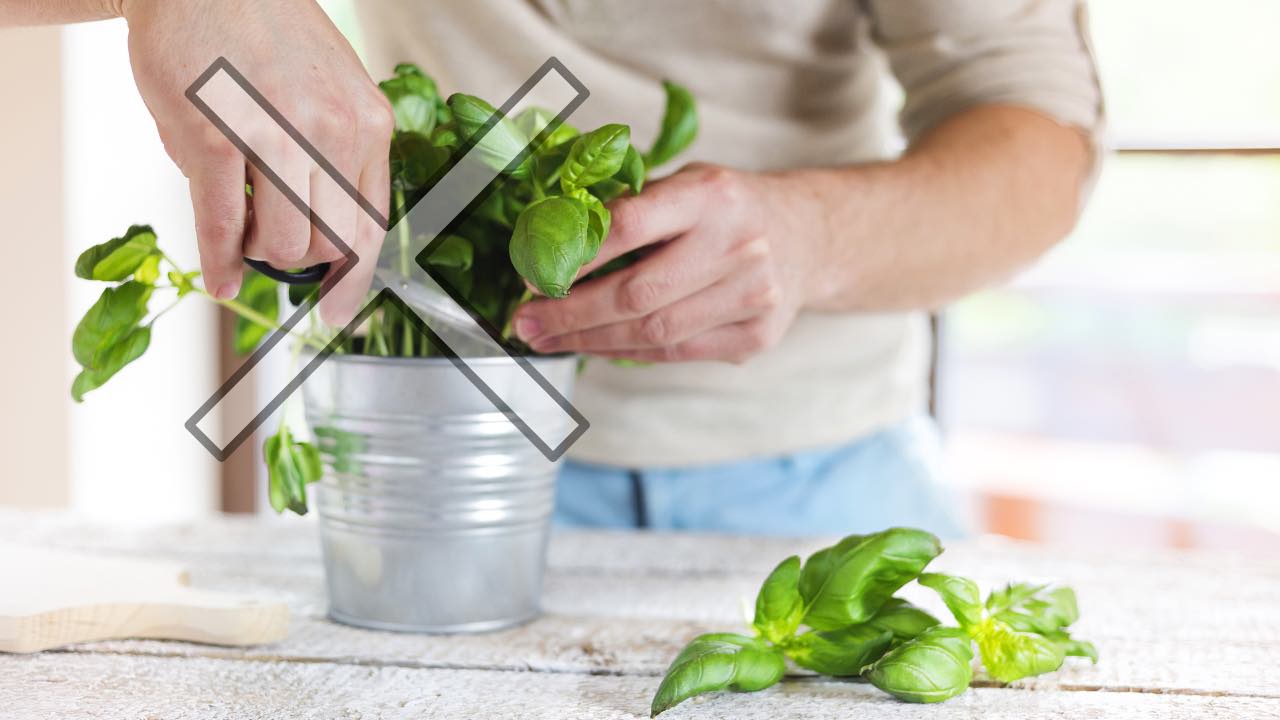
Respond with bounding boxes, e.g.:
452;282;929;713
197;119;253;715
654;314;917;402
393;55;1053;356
0;26;67;508
0;1;1275;555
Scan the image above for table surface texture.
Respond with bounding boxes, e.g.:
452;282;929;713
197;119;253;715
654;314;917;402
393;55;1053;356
1;510;1277;719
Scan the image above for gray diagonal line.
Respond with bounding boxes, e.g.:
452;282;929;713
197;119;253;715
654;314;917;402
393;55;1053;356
183;57;590;462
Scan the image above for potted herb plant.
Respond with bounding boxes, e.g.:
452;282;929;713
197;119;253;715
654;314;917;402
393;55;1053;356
69;64;698;632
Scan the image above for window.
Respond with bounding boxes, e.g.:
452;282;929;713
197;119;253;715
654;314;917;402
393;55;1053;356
940;0;1280;555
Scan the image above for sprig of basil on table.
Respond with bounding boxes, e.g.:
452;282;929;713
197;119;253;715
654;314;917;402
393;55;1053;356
651;527;1096;715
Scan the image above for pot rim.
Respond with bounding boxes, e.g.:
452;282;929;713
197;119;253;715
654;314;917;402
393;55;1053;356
302;351;577;368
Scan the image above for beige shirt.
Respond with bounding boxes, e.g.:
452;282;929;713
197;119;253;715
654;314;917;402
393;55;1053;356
357;0;1104;467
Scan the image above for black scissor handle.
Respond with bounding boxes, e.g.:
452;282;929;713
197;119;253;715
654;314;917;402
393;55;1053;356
243;258;330;285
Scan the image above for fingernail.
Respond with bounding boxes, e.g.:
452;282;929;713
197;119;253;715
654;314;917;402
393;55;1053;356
515;316;542;342
215;282;240;300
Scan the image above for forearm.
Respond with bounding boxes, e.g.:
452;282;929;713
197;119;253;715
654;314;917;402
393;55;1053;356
801;104;1092;312
0;0;121;26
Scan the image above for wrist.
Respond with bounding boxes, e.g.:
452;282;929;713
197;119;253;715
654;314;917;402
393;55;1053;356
771;167;859;310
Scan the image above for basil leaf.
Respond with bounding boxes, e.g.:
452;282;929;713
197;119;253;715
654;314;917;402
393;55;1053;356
513;106;579;150
985;581;1049;615
509;196;590;298
588;177;629;204
264;423;323;516
74;225;158;281
974;618;1065;683
611;143;646;196
918;573;983;631
569;189;610;263
379;63;438;135
650;633;785;717
448;93;532;179
864;626;974;703
430;124;459;150
390;131;450;190
233;269;279;355
864;598;941;646
982;583;1096;670
560;123;630;191
534;141;573;189
799;528;943;630
426;235;474;271
71;326;151;402
752;555;803;644
1055;636;1099;662
167;270;200;298
72;281;152;369
786;624;893;677
645;80;698;169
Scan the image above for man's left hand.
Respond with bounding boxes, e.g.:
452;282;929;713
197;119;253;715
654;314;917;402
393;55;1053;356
512;163;821;364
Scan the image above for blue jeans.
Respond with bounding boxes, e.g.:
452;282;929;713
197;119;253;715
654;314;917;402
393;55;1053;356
554;416;966;539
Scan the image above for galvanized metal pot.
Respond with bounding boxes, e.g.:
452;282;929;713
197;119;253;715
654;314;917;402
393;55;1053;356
302;354;577;633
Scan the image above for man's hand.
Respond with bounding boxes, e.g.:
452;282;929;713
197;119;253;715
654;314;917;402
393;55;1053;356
512;164;822;364
122;0;392;324
512;106;1090;364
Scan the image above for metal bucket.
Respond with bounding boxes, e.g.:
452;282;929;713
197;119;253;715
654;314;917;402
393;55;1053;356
302;353;577;633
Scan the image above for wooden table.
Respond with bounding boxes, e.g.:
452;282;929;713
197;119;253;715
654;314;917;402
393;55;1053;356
1;510;1277;719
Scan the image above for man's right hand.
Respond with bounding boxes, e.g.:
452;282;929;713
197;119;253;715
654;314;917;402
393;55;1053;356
121;0;392;324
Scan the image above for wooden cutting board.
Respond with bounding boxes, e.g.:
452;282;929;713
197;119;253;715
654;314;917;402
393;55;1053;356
0;543;289;653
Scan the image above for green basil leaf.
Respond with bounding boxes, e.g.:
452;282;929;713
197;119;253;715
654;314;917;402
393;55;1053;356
974;617;1065;683
864;598;941;646
430;125;459;150
71;326;151;402
752;555;804;644
1055;636;1099;663
167;270;201;298
379;63;438;135
264;423;323;516
233;269;279;355
534;141;573;189
987;584;1080;635
799;528;943;631
615;144;645;194
864;626;974;703
448;93;532;179
984;581;1048;615
513;106;579;150
75;225;158;281
645;80;698;169
650;633;785;717
509;195;590;298
560;123;630;191
569;188;610;262
786;624;893;677
918;573;983;632
390;131;450;190
72;281;152;369
588;177;629;204
426;235;474;271
133;254;161;285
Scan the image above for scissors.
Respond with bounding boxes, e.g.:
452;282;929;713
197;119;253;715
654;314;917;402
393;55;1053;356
244;258;497;350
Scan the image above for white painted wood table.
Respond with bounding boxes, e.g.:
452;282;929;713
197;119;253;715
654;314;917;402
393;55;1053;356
1;510;1278;719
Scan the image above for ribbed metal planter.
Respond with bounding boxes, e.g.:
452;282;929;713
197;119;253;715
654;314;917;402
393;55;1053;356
302;353;577;633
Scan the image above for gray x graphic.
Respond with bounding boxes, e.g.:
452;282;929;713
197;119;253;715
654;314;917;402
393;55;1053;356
182;57;591;462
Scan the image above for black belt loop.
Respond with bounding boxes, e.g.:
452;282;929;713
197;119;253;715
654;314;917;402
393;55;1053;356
628;470;649;529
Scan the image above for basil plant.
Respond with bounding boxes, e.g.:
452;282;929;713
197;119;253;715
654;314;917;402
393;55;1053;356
69;64;698;515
